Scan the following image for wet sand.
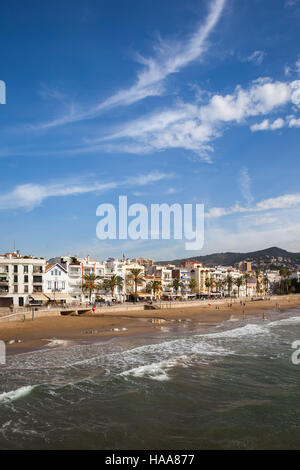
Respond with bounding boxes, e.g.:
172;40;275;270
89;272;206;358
1;295;300;355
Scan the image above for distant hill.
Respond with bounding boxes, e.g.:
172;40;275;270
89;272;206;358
158;247;300;267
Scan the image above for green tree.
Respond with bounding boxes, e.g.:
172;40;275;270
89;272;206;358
243;273;251;297
189;278;197;293
255;269;261;295
205;278;213;297
172;278;183;295
149;280;162;300
102;275;123;298
82;273;100;301
234;276;243;297
127;268;145;296
226;274;233;297
279;267;292;294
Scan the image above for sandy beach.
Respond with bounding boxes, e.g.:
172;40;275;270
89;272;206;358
1;295;300;355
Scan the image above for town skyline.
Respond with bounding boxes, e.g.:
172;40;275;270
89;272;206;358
0;0;300;259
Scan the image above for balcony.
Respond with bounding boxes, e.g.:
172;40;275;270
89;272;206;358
33;286;42;293
69;270;81;277
33;266;43;274
33;276;43;284
0;274;9;283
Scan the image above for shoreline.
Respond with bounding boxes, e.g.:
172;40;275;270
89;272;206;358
2;295;300;356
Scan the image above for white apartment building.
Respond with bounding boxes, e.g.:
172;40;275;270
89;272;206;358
0;252;46;307
147;265;174;295
44;263;70;303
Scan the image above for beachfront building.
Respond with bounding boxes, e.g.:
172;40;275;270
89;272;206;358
132;257;153;269
47;254;106;303
44;263;70;304
0;251;46;307
147;264;174;297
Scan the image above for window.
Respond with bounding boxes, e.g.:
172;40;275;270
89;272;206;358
24;275;28;283
54;281;58;290
24;285;28;293
24;266;28;273
48;281;51;289
33;276;43;283
14;285;18;293
51;270;54;276
14;275;18;283
62;281;65;290
33;266;43;273
14;265;18;273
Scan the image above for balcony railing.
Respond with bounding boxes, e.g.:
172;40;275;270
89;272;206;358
33;267;43;273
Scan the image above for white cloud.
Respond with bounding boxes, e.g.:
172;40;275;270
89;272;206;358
289;116;300;127
166;187;176;194
242;50;266;66
93;78;300;158
206;192;300;219
38;0;227;129
285;0;300;7
244;214;278;226
250;117;285;131
203;219;300;254
238;168;253;204
0;172;173;211
251;113;300;131
296;57;300;75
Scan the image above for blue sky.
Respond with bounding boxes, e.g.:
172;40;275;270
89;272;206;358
0;0;300;260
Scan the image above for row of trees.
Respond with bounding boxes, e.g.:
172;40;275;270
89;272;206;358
82;268;146;301
82;266;298;301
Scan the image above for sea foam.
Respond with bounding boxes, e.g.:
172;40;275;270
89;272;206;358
0;385;36;404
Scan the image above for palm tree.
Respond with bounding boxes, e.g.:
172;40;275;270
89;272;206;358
149;280;162;300
82;273;100;301
103;275;123;298
205;278;213;297
189;278;197;293
243;273;251;297
127;268;145;297
255;268;261;296
262;276;269;294
234;276;243;297
226;274;233;297
172;278;183;296
215;280;224;296
279;267;292;294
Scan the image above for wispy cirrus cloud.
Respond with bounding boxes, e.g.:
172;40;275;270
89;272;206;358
37;0;227;129
206;192;300;219
88;77;300;159
242;50;266;66
238;168;253;205
0;171;173;211
285;0;300;7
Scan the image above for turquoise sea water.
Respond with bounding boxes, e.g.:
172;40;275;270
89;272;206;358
0;309;300;449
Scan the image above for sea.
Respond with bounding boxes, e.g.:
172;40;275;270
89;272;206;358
0;308;300;450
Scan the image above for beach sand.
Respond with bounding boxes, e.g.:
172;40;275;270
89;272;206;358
1;295;300;355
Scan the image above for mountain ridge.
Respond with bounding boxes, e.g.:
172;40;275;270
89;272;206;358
157;247;300;267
